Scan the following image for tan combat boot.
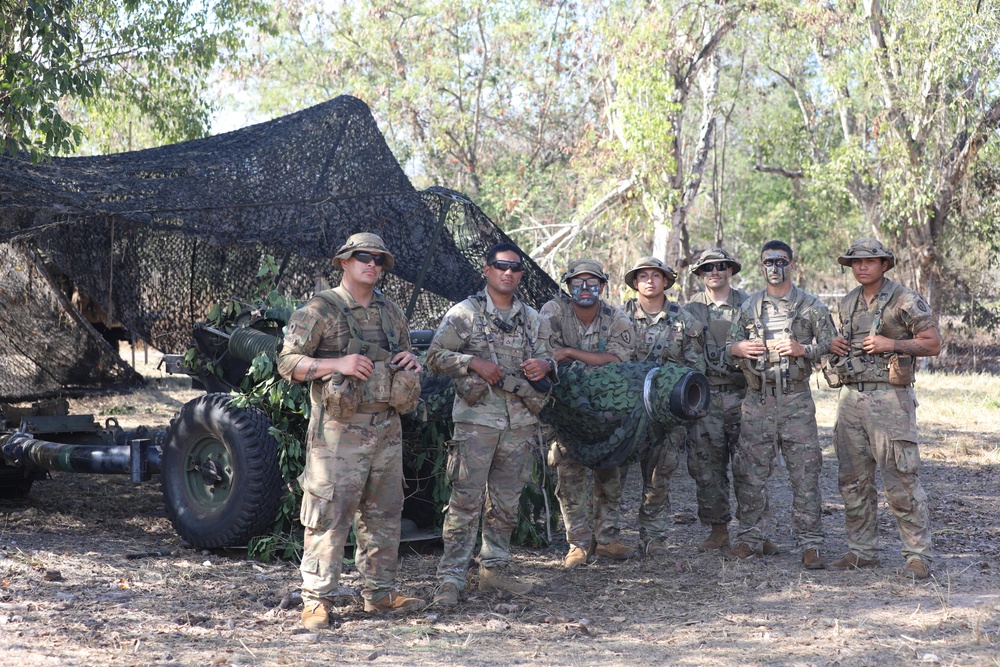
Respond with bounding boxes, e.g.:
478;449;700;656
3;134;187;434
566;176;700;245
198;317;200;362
301;600;329;630
802;548;826;570
595;540;635;560
432;582;460;608
724;542;759;560
902;558;930;580
698;524;730;551
563;545;589;569
364;591;427;613
761;540;780;556
829;552;880;571
479;566;533;595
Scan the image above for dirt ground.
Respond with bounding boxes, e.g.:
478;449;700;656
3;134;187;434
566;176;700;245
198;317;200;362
2;360;999;666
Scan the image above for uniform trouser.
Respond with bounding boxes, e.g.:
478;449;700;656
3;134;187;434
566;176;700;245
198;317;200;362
732;389;824;551
620;425;685;544
834;385;932;563
553;445;623;549
437;423;535;588
687;387;745;526
299;414;403;605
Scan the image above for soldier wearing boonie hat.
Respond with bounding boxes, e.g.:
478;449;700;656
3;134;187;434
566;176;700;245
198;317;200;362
278;231;425;628
828;238;940;580
620;255;704;557
684;247;750;553
540;257;637;568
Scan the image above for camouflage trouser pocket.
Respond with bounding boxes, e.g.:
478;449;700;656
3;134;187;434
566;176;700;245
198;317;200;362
299;491;333;531
892;440;921;475
446;439;464;484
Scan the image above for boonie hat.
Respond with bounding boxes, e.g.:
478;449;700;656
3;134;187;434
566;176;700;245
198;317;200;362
623;256;677;290
837;237;894;270
562;258;609;284
690;247;742;276
333;232;395;270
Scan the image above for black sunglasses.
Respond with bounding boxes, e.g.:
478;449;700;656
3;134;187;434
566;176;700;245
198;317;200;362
699;262;731;273
762;258;790;268
351;251;387;266
489;260;525;273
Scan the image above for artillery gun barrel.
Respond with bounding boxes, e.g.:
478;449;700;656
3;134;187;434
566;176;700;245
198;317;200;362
227;327;280;363
1;430;165;482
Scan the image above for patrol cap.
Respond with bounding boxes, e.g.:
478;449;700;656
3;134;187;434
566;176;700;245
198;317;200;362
690;247;742;276
333;232;395;270
561;258;609;284
623;256;677;290
837;237;894;270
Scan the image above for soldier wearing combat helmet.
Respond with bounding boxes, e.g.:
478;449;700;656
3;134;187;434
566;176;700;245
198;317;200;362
541;258;636;568
620;256;705;556
278;232;426;629
828;238;941;580
684;248;750;552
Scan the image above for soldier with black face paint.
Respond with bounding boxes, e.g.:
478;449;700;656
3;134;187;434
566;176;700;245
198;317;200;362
540;259;636;569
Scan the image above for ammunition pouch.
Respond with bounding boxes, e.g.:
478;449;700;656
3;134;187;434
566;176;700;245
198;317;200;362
454;374;490;406
821;356;843;389
343;338;394;402
343;337;393;362
388;366;422;414
498;373;550;415
322;375;361;420
888;353;914;386
737;358;763;390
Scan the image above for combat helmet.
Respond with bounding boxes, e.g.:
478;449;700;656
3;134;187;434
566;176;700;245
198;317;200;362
333;232;395;270
690;247;742;276
562;258;609;284
623;256;677;290
837;238;894;270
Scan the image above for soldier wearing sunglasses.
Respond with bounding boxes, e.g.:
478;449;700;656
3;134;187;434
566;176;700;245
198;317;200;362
827;238;940;580
725;240;837;571
540;258;637;568
427;242;556;608
619;256;705;558
684;248;750;553
278;232;426;629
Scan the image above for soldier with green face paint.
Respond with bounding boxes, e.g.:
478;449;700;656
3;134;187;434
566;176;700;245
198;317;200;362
620;256;705;556
541;258;636;569
278;232;426;631
726;240;837;571
828;238;941;580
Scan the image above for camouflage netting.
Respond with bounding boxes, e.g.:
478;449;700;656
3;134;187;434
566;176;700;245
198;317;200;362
0;95;561;402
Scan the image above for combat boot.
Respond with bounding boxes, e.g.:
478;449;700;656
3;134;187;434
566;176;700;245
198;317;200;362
563;545;590;569
595;540;635;561
829;552;880;571
762;540;780;556
902;558;930;580
364;591;427;613
643;540;669;557
432;582;460;608
698;524;730;551
802;548;826;570
301;600;329;630
724;542;760;560
479;566;533;595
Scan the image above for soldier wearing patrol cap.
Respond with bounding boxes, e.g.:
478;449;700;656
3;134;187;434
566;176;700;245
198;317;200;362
541;258;637;568
685;248;750;552
828;238;941;580
278;232;426;629
620;256;705;556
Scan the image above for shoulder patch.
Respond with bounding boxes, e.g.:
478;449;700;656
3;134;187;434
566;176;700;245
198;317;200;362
621;330;631;344
916;297;929;312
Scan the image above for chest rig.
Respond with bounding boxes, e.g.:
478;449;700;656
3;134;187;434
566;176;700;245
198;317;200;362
836;280;903;382
739;289;816;396
629;299;685;363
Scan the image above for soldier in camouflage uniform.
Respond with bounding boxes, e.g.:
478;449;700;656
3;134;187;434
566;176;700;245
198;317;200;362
827;238;941;580
620;256;705;556
541;259;636;568
726;240;836;570
427;243;555;608
685;248;749;552
278;233;426;630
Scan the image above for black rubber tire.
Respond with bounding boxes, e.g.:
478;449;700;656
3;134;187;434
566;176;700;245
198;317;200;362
161;393;284;549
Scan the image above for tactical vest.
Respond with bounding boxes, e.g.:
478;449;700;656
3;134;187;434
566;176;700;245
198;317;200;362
554;296;613;353
314;287;402;404
738;288;817;390
626;298;684;363
691;290;747;384
469;294;536;371
837;280;904;382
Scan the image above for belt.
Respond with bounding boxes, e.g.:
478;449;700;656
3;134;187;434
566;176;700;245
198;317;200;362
844;381;895;392
762;381;809;396
347;403;395;425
